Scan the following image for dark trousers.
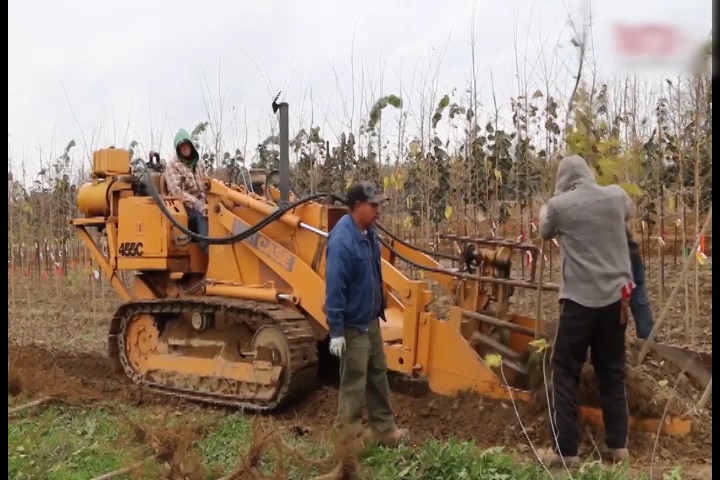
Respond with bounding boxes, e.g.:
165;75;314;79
187;207;209;254
338;318;396;435
550;299;629;456
629;255;654;339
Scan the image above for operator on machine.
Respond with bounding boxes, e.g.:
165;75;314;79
626;228;655;340
165;129;210;253
324;181;410;448
539;154;633;466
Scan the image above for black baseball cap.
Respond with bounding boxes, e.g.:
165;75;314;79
346;181;387;208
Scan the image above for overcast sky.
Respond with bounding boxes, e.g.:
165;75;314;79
8;0;711;177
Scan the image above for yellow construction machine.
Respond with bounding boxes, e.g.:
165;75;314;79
73;101;696;436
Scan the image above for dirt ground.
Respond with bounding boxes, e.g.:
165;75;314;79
7;257;713;474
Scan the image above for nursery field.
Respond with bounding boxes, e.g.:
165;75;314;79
7;250;712;479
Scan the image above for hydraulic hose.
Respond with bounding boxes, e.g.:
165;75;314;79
132;158;345;245
265;169;299;200
260;172;456;265
376;236;457;276
134;157;461;274
375;222;458;261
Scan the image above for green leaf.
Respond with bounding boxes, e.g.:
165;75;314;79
367;94;403;131
387;95;403;109
438;95;450;108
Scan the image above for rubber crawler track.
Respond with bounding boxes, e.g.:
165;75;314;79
107;298;319;411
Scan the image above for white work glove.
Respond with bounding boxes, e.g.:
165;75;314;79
329;337;346;358
193;198;208;216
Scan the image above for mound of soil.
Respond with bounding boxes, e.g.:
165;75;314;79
7;344;183;408
576;338;711;420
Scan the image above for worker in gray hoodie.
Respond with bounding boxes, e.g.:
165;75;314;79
539;154;634;466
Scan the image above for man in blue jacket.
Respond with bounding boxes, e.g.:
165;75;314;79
626;228;656;340
325;181;409;447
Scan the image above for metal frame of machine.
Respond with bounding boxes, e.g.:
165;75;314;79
72;101;692;436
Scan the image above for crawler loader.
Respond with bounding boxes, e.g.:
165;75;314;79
73;101;701;437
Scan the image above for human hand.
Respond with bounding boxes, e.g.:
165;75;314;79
329;337;346;357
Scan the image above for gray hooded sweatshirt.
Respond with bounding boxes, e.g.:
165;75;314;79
539;154;633;307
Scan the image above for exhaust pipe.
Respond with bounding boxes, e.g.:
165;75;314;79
276;101;290;208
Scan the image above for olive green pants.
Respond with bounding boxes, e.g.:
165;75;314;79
338;317;396;435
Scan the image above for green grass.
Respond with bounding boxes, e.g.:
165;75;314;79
8;403;149;480
8;399;686;480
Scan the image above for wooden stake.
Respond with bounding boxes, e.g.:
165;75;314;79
88;460;148;480
697;377;712;409
534;241;546;339
8;397;55;416
638;207;712;364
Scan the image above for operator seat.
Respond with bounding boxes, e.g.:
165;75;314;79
145;168;205;258
149;171;198;232
158;173;169;196
148;172;170;196
149;171;204;251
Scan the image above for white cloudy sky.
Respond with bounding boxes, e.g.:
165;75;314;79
8;0;710;177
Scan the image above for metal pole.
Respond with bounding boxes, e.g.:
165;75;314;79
277;102;290;207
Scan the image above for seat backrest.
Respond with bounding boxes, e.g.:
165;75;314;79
148;172;169;196
158;173;169;195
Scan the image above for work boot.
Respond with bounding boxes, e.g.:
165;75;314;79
366;427;410;448
608;448;630;463
380;427;410;448
538;448;580;468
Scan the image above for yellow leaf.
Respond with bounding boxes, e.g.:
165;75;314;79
484;353;503;368
403;216;413;228
394;171;405;191
410;141;419;156
383;176;391;191
597;137;620;155
619;182;644;198
494;169;503;184
528;338;550;352
444;205;453;220
658;379;669;387
406;196;412;209
667;196;675;213
346;177;353;189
